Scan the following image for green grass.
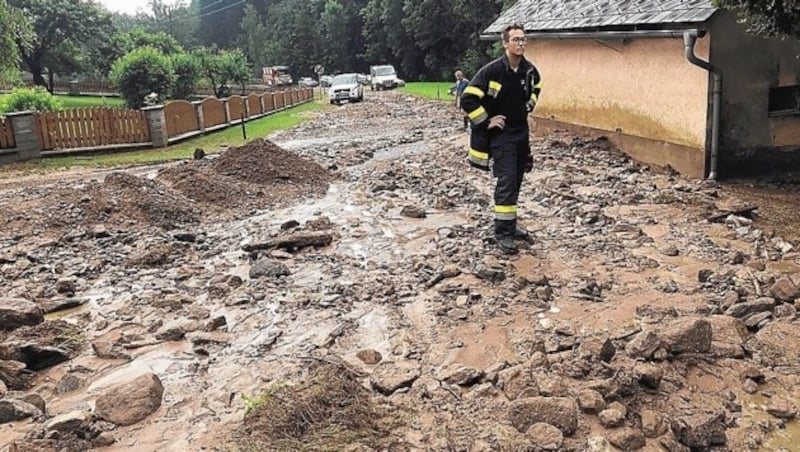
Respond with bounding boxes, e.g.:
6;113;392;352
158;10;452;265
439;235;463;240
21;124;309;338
1;101;328;175
0;94;125;109
398;82;455;101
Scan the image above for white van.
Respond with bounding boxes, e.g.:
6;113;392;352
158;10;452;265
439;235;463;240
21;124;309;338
369;65;399;91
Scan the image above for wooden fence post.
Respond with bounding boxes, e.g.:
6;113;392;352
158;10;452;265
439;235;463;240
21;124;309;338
5;111;41;160
193;100;206;133
142;105;168;147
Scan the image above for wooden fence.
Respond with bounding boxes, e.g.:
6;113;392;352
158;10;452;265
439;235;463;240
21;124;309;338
0;117;14;149
200;97;226;129
164;101;200;138
37;107;149;151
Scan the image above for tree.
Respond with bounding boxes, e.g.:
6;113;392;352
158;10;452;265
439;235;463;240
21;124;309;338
0;0;32;83
171;52;201;99
712;0;800;38
110;46;174;108
194;47;250;97
10;0;113;90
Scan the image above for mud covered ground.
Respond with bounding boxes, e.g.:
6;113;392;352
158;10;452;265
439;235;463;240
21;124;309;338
0;91;799;452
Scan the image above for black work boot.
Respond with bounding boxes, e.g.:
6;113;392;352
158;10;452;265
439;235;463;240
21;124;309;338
513;227;532;242
494;235;519;254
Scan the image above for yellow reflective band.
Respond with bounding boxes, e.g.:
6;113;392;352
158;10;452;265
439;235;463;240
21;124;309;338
463;86;485;99
469;148;489;160
530;93;538;103
468;106;488;124
494;205;517;214
489;81;502;92
533;80;543;89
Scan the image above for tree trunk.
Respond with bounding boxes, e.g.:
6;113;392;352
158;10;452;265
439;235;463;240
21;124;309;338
48;71;54;93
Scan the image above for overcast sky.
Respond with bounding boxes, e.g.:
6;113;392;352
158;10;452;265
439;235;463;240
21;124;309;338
98;0;152;15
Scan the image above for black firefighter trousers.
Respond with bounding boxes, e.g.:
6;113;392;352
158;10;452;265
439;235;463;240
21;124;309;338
491;128;529;238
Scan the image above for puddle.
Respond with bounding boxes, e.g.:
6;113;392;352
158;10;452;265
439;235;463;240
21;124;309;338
739;393;800;451
44;304;87;321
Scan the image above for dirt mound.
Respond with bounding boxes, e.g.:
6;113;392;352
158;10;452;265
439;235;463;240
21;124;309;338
158;139;330;212
235;363;396;450
80;172;201;229
214;138;330;186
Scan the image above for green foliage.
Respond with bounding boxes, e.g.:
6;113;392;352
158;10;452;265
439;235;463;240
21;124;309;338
0;0;32;84
241;384;287;417
0;86;62;113
171;53;201;100
713;0;800;38
194;47;251;98
9;0;114;88
110;47;174;108
399;82;455;101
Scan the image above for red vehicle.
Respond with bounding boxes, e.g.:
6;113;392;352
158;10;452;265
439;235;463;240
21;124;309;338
262;66;293;87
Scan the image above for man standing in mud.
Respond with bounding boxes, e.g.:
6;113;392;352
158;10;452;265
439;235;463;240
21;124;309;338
460;23;542;255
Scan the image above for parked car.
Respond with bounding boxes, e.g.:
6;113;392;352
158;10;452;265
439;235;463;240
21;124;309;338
356;73;370;85
329;73;364;104
298;77;318;87
320;75;333;88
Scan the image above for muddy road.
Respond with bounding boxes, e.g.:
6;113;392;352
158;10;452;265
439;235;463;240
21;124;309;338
1;91;799;452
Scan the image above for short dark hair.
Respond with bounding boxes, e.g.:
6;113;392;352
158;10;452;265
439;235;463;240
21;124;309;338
502;23;525;42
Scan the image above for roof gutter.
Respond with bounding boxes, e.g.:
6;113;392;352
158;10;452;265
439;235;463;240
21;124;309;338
480;29;701;41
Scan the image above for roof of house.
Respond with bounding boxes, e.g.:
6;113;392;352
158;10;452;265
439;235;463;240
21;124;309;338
484;0;717;35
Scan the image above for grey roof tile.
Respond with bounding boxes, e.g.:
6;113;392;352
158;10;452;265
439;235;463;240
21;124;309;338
485;0;717;34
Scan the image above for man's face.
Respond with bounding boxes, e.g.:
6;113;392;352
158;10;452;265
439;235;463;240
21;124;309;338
503;29;527;57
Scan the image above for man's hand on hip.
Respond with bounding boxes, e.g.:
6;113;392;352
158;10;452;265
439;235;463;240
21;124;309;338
488;115;506;130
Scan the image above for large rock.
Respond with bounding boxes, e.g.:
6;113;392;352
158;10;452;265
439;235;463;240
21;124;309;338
640;409;668;438
0;298;44;331
370;360;420;396
625;330;660;360
576;389;606;414
499;363;539;401
770;277;800;302
670;410;727;448
95;373;164;426
607;428;646;451
725;298;775;318
707;315;747;359
747;321;800;369
599;402;627;428
525;422;563;450
249;259;290;279
0;398;42;424
660;318;712;354
508;397;579;435
0;344;71;371
44;410;91;434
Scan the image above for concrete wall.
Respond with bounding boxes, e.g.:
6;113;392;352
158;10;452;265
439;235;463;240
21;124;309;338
527;36;711;177
708;11;800;177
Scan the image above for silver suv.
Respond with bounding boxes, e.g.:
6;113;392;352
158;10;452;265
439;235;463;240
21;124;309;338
329;73;364;104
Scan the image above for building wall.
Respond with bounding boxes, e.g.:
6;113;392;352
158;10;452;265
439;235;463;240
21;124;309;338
709;11;800;177
527;36;711;177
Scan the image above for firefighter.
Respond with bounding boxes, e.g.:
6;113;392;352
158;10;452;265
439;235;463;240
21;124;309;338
460;22;542;255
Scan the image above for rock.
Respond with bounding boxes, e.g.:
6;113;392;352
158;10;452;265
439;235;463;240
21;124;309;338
499;363;539;401
205;315;227;332
370;360;421;395
55;278;76;294
91;224;110;238
39;297;86;314
770;277;800;302
0;399;41;424
633;362;663;389
155;326;186;341
20;393;46;413
586;436;614;452
356;349;383;365
0;379;6;398
249;259;290;279
439;365;484;386
0;298;44;331
535;373;571;397
671;410;727;448
208;274;244;289
744;311;772;329
93;432;116;447
400;205;426;219
660;318;712;354
474;265;506;283
173;231;197;242
725;298;775;318
0;359;27;389
607;428;646;451
578;337;615;363
625;330;660;360
243;231;334;252
306;216;333;231
743;378;758;394
95;373;164;426
508;397;579;435
577;389;606;414
774;303;797;319
660;245;679;257
16;344;71;371
525;422;563;450
599;402;627;428
44;410;91;433
698;269;714;283
55;373;86;394
766;398;798;419
640;409;667;438
707;315;747;359
92;341;131;361
749;321;800;368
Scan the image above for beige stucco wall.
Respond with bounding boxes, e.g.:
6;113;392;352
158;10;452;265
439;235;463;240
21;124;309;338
709;12;800;150
527;36;710;175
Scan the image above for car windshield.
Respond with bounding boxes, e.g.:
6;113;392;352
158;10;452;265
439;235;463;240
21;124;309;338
332;74;357;85
375;67;395;76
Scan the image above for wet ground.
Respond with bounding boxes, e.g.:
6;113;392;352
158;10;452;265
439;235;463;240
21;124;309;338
1;91;799;451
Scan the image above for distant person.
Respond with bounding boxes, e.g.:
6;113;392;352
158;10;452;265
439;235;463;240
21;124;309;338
449;70;470;131
460;23;542;255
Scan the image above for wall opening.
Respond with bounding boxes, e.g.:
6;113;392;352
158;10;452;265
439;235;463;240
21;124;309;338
768;85;800;117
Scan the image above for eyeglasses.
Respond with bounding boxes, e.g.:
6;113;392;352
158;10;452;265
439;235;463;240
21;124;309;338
509;37;527;45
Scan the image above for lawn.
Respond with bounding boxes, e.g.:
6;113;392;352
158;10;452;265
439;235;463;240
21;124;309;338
1;100;329;174
399;82;457;102
0;94;125;109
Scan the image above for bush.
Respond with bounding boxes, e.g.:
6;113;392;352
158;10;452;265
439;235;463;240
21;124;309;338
110;46;174;109
0;86;62;113
171;53;201;100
